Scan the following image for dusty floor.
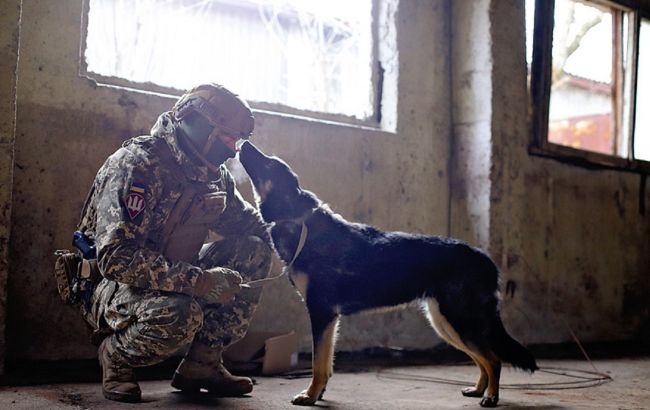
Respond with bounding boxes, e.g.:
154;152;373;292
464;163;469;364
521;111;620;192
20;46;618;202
1;357;648;409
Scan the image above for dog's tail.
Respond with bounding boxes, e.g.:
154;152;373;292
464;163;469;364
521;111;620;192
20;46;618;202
490;317;538;372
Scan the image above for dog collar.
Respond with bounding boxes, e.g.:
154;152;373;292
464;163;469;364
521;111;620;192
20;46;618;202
240;221;308;289
288;221;308;267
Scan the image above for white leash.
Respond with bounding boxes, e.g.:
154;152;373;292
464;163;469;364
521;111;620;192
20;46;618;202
241;222;308;289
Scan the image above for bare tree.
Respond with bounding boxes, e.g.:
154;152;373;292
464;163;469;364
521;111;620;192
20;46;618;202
552;2;603;85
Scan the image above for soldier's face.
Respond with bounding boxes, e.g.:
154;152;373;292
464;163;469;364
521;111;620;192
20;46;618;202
178;112;238;166
178;111;212;147
217;133;239;153
205;129;239;165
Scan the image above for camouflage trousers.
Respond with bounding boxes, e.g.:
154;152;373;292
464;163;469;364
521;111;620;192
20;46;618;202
86;235;272;368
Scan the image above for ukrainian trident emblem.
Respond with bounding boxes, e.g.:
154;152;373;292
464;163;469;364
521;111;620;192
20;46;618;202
126;182;146;220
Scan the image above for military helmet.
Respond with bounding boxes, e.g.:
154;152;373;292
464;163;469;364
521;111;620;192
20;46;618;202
172;83;254;139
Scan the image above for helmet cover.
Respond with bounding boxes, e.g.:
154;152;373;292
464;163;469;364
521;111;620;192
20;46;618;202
172;83;254;139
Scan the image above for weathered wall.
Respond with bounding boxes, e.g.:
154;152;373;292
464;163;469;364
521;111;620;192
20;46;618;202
5;0;451;361
450;0;650;346
496;0;650;345
0;0;22;375
4;0;649;367
449;0;493;250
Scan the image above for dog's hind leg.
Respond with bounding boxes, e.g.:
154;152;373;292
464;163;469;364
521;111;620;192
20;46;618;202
461;353;488;398
472;352;501;408
292;311;339;406
422;298;496;404
458;335;502;407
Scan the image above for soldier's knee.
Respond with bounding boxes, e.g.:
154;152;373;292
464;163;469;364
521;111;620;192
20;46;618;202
248;235;272;255
185;299;204;335
176;298;203;340
244;235;273;272
199;235;272;280
150;295;203;343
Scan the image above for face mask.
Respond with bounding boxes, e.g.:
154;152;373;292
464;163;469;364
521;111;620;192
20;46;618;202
204;134;237;165
177;111;237;169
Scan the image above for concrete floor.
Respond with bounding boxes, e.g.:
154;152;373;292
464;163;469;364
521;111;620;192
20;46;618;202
1;357;648;409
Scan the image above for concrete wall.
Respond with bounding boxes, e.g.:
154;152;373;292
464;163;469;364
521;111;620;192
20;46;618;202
450;0;650;346
0;0;22;376
497;1;650;345
1;0;648;368
4;0;451;362
449;0;493;250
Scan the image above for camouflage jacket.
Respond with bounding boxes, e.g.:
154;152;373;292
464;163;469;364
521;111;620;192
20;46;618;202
78;112;267;295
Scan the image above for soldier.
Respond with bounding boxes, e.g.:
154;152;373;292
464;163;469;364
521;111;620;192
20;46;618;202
76;84;273;403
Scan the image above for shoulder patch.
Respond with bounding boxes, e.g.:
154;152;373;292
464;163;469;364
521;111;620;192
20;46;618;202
126;183;146;220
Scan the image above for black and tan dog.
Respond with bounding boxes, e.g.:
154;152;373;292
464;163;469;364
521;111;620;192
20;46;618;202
238;141;537;407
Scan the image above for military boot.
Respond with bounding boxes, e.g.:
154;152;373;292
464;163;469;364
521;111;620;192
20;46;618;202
98;338;142;403
171;342;253;396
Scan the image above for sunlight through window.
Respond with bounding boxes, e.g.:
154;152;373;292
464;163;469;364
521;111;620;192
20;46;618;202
85;0;374;119
547;0;616;155
527;0;650;169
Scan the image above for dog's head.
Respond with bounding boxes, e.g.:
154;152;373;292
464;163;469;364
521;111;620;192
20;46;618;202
239;141;318;222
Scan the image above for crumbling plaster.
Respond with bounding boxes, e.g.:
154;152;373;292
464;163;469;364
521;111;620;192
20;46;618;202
450;0;650;346
2;0;648;369
5;0;451;362
493;0;650;345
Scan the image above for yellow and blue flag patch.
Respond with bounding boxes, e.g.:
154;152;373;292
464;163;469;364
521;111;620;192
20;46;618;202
130;182;146;194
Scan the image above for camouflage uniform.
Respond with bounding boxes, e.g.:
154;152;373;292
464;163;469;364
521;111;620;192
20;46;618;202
79;112;272;368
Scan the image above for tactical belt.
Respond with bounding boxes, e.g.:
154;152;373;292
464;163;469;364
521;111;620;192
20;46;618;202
53;249;101;308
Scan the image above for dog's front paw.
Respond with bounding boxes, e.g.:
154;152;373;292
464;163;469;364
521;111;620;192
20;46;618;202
479;395;499;407
291;390;318;406
461;387;484;397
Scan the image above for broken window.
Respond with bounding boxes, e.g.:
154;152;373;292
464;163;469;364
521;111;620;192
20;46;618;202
82;0;377;122
528;0;650;170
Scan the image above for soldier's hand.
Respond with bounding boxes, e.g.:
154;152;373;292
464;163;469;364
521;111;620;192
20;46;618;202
194;267;242;305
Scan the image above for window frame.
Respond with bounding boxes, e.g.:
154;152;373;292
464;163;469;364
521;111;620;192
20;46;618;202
78;0;387;130
529;0;650;172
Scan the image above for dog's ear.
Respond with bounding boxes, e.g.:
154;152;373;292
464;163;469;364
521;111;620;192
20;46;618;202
298;190;319;211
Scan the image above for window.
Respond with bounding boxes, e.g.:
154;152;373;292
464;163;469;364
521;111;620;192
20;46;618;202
82;0;378;123
528;0;650;171
635;19;650;161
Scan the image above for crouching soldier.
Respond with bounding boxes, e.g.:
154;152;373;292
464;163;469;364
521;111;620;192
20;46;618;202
64;84;272;403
